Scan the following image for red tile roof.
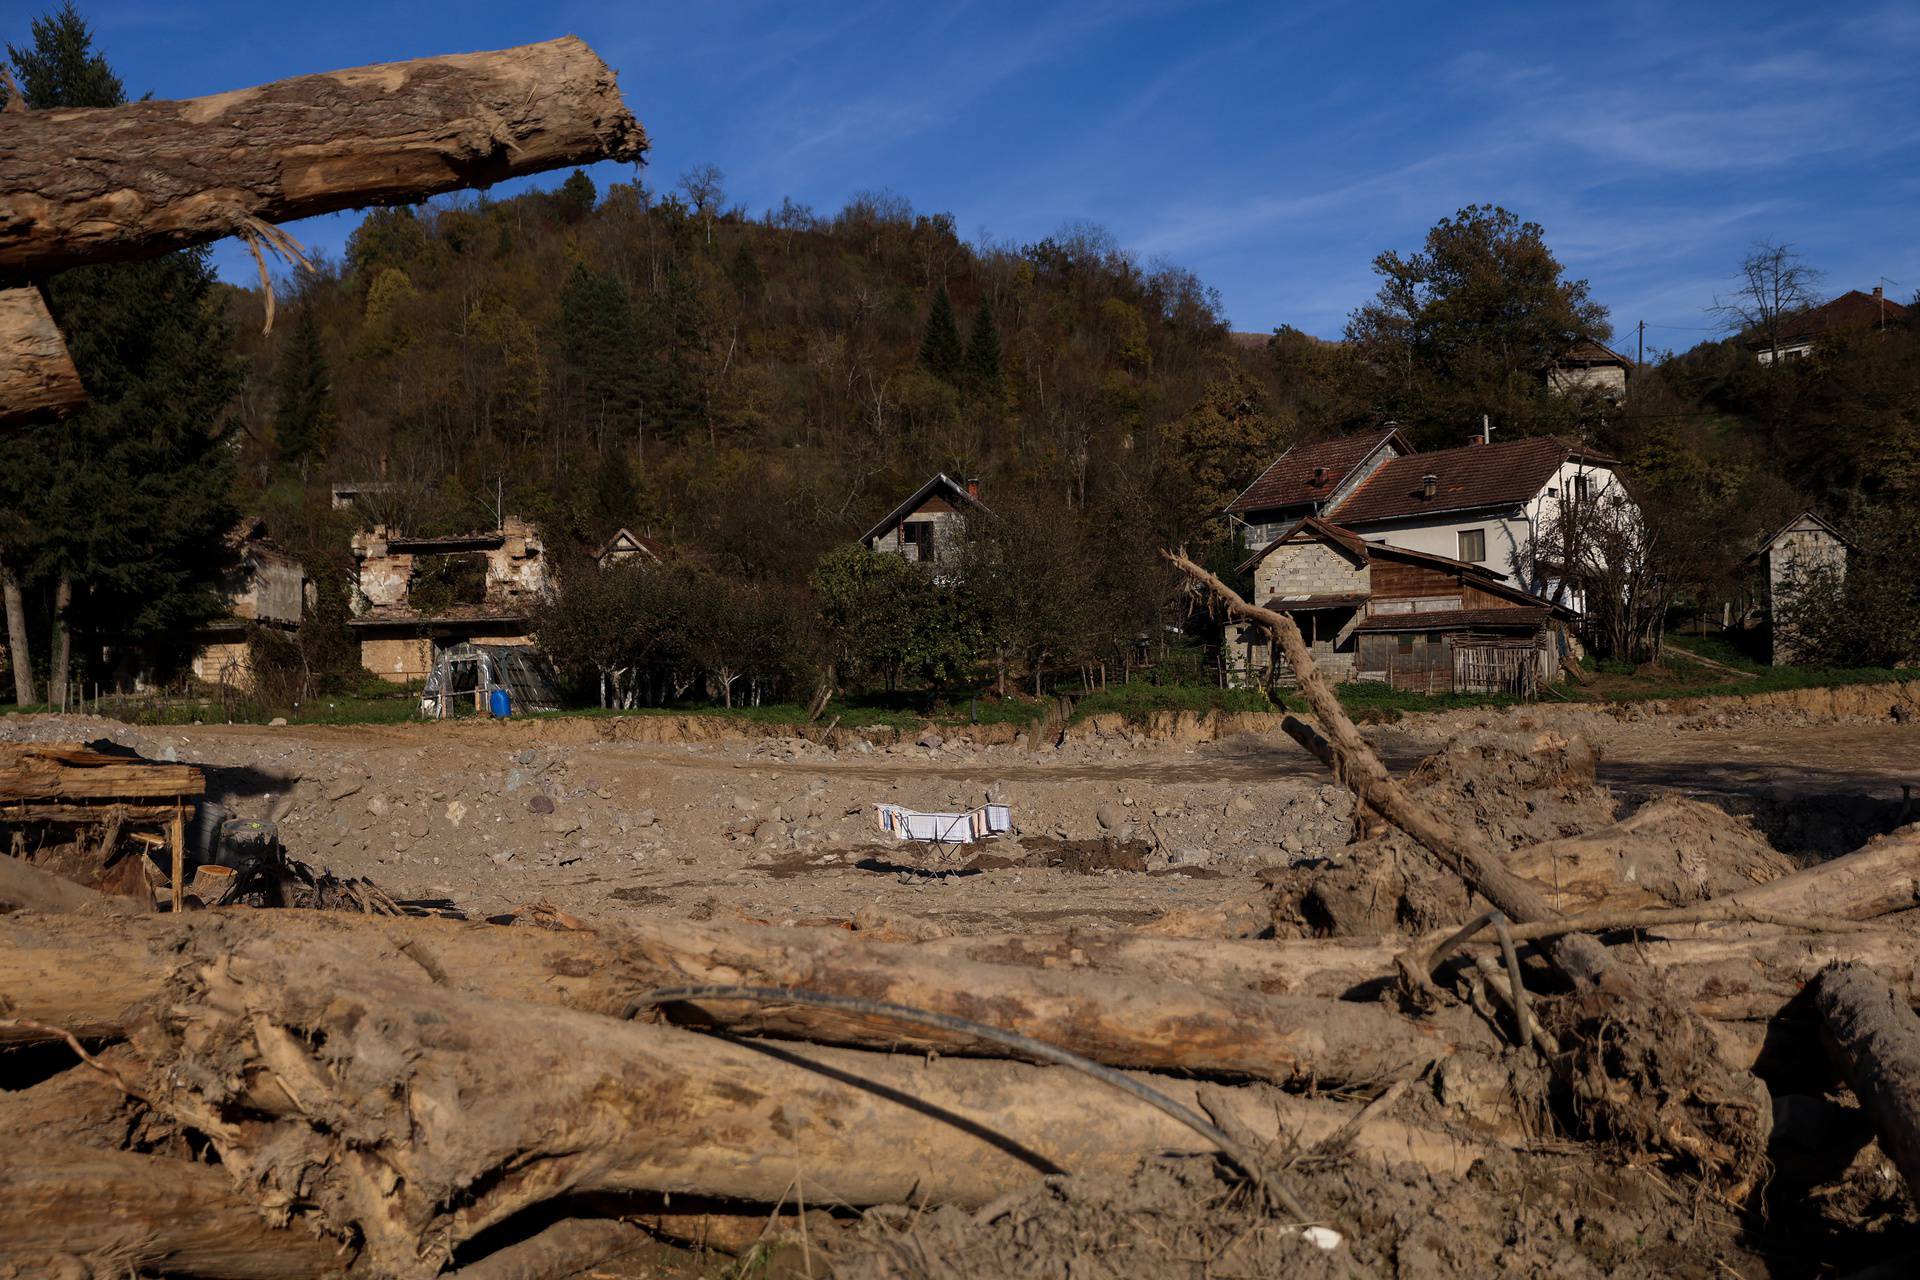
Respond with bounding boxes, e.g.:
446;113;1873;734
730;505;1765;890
1353;606;1553;632
1756;290;1910;349
1225;429;1405;516
1328;437;1612;526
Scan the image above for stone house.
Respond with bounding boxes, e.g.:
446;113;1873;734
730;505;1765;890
1546;338;1633;399
1226;516;1577;695
347;517;549;683
190;517;306;689
859;472;987;570
1744;511;1852;664
1227;429;1630;613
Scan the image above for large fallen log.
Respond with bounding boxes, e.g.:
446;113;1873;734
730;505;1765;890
0;1143;350;1279
0;286;84;425
1718;823;1920;921
0;898;1458;1085
1810;961;1920;1205
130;934;1491;1278
0;37;647;283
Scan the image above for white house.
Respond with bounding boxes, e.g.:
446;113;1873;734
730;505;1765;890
1227;430;1631;610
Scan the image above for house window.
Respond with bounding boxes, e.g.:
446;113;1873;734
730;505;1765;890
901;521;936;562
1571;475;1591;503
1457;529;1486;563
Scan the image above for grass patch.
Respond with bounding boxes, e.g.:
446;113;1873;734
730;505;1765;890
1071;682;1275;721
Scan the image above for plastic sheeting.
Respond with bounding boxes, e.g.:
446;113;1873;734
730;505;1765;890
420;642;563;718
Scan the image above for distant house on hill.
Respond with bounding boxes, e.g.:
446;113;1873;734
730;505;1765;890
592;528;666;570
1225;516;1577;695
1743;510;1852;664
1226;429;1628;608
859;472;987;569
1749;287;1909;364
1546;338;1633;399
190;517;306;689
348;517;549;682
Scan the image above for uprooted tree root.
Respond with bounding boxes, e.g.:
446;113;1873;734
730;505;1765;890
1544;983;1771;1204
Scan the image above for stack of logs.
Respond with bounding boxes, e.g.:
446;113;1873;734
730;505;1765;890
0;744;203;910
6;585;1920;1280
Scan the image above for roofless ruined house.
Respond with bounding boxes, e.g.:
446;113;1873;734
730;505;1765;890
0;36;649;427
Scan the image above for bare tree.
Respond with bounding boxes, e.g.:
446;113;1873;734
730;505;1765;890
1711;240;1823;363
677;164;726;245
1525;487;1683;664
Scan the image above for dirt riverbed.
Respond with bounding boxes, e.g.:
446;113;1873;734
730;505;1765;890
4;693;1914;933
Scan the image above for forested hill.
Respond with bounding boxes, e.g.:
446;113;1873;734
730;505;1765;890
231;174;1302;583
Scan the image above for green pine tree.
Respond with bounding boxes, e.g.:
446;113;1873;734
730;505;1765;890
591;447;641;537
559;261;643;432
556;169;597;223
728;241;764;299
5;4;241;681
963;303;1002;393
272;297;334;470
6;1;122;107
919;285;963;385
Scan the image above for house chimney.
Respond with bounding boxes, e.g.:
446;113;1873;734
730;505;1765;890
965;477;980;499
1873;285;1884;300
1421;473;1438;499
1310;465;1327;484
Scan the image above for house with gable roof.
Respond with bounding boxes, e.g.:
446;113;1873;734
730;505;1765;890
1224;516;1578;695
859;472;988;570
1226;429;1630;612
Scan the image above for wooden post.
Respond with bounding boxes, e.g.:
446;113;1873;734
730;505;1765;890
169;798;184;913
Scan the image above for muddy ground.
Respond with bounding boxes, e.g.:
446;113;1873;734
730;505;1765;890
5;689;1919;1277
3;690;1915;934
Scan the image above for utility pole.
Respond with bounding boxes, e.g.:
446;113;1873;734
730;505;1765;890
1637;320;1644;367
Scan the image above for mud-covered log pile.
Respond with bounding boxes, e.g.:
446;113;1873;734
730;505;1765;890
7;606;1920;1277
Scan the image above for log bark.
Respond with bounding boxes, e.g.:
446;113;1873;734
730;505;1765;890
447;1219;648;1280
1501;795;1794;914
1810;961;1920;1205
131;934;1490;1278
1718;823;1920;921
0;903;1454;1084
0;286;84;425
0;38;647;282
0;1143;351;1278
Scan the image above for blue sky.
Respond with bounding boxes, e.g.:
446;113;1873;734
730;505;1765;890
53;0;1920;349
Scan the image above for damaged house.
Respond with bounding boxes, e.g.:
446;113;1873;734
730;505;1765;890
190;517;306;689
1226;516;1579;696
348;518;549;683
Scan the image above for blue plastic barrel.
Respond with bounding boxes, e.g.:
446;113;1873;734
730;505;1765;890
488;688;511;718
